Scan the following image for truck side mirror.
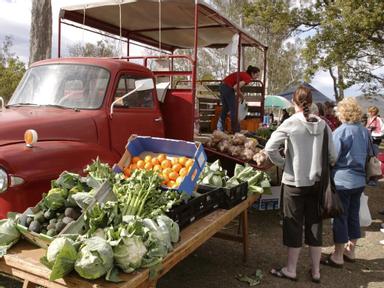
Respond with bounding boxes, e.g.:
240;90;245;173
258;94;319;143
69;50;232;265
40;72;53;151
110;78;155;117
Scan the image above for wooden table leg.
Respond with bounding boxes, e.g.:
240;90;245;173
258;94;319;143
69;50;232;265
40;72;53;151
241;209;249;263
22;280;37;288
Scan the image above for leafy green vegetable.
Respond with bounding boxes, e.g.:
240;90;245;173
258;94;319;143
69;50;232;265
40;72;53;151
197;160;228;187
53;172;82;190
113;236;147;273
43;237;77;281
0;218;20;256
84;157;114;184
74;237;114;280
114;170;164;217
228;164;271;194
44;188;67;210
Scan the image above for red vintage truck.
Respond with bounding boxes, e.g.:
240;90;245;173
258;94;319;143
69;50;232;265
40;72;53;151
0;0;267;218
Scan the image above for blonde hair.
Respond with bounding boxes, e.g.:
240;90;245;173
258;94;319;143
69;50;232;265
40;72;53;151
368;106;379;116
337;98;362;124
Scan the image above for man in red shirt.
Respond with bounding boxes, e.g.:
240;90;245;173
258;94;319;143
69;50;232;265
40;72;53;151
217;65;260;133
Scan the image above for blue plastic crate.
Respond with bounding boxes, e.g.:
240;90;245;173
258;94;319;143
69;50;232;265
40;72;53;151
114;136;207;195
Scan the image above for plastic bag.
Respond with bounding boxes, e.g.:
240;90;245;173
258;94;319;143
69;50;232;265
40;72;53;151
238;100;247;121
359;193;372;227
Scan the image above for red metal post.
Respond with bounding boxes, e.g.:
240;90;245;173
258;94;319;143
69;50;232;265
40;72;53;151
58;17;62;57
261;47;268;119
234;33;242;133
191;1;199;139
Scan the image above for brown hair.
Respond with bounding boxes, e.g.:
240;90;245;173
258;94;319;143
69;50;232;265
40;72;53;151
368;106;379;116
316;102;325;116
293;86;312;120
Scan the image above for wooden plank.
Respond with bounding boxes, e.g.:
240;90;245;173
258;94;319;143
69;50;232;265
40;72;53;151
0;194;258;288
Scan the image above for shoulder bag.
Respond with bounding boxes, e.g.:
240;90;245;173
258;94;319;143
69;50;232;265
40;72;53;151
318;126;344;219
366;137;383;181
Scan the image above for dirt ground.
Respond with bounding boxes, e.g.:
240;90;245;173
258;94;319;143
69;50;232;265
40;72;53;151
157;180;384;288
1;182;383;288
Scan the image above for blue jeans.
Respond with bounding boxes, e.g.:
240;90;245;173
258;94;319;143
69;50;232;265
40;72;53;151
333;186;364;244
217;83;239;133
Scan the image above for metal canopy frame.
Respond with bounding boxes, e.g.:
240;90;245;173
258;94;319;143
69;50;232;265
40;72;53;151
58;0;268;136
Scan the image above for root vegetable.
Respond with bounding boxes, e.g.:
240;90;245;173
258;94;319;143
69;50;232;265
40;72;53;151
244;139;257;151
217;140;230;152
231;133;247;145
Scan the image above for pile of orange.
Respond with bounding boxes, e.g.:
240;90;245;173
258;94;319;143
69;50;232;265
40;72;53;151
123;153;194;188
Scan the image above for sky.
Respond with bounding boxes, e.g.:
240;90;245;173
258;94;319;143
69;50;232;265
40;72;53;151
0;0;364;100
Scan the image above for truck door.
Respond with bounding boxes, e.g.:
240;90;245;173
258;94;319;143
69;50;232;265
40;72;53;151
109;74;164;155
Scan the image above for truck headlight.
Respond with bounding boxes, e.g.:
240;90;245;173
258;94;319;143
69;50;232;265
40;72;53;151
0;169;8;193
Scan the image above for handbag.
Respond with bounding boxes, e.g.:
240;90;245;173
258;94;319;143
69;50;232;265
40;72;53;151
359;193;372;227
318;126;344;219
366;137;383;181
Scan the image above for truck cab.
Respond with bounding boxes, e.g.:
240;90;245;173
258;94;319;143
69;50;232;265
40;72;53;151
0;57;168;218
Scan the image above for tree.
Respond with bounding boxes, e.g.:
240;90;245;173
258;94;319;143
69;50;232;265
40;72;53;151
0;36;26;102
29;0;52;65
244;0;384;100
68;39;119;57
213;0;305;94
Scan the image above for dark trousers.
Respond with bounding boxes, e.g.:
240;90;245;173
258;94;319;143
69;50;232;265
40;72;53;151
333;186;364;243
218;84;239;133
282;183;323;248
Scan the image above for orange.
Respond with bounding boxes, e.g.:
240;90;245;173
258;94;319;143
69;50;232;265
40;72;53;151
178;156;187;166
161;174;169;185
129;163;137;170
153;164;162;171
144;155;152;163
162;168;173;177
168;171;179;181
157;153;167;162
123;167;131;177
144;162;153;170
161;159;172;169
151;158;160;166
179;167;188;177
172;163;182;173
176;176;184;185
132;156;141;164
167;180;176;187
185;159;194;168
136;160;145;169
171;157;179;165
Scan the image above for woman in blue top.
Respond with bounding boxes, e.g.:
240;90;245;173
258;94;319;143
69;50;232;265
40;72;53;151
321;98;372;267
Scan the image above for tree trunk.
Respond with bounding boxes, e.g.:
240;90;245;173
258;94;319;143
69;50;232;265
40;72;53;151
337;65;344;101
328;67;339;101
29;0;52;66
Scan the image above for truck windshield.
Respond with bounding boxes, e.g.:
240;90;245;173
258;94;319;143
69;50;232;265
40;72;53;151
9;64;110;109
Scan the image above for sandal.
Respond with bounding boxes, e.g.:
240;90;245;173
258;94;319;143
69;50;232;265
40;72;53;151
320;254;343;268
309;269;321;284
270;267;298;282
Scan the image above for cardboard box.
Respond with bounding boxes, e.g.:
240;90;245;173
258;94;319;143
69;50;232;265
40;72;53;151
16;181;115;249
114;136;207;195
253;185;281;211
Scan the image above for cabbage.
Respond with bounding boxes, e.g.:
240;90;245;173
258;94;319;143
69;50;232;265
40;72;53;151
44;188;66;210
75;237;113;279
43;237;77;281
0;219;20;256
0;219;20;246
113;236;147;273
156;215;179;244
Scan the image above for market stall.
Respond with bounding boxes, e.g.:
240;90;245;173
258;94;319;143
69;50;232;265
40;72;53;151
0;194;259;288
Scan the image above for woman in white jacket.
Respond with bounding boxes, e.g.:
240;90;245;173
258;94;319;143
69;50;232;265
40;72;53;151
266;86;336;283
